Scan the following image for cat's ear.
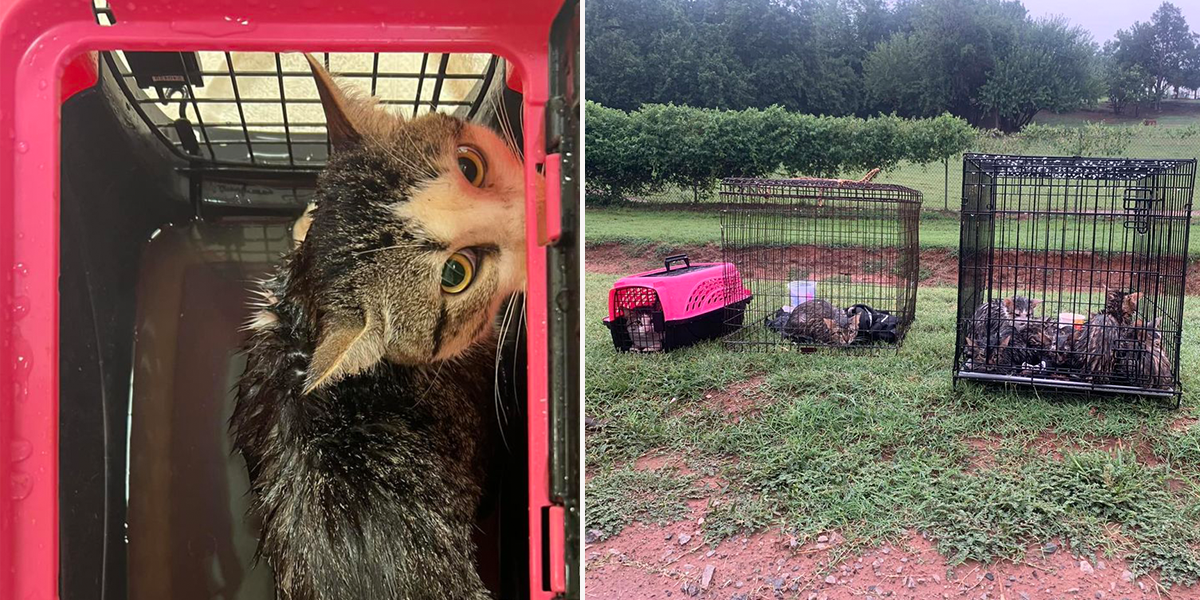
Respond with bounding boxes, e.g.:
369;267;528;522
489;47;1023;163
1030;299;1042;309
292;203;317;248
822;318;836;331
1124;292;1142;311
304;311;386;394
1002;298;1014;312
848;314;861;329
305;53;363;152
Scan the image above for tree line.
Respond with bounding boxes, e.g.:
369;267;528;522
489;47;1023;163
586;0;1200;131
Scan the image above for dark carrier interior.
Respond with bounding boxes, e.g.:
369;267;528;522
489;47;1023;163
57;6;562;596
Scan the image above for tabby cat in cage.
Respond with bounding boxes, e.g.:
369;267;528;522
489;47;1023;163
784;299;861;346
964;295;1041;368
1055;289;1142;382
230;54;531;600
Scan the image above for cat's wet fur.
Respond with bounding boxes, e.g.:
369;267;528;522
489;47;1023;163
784;299;861;346
964;295;1040;368
230;54;530;600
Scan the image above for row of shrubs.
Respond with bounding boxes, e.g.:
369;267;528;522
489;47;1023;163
586;102;1200;205
586;101;976;205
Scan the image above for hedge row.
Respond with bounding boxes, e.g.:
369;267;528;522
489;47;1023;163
585;102;976;204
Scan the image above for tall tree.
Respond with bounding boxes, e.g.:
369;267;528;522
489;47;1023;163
1108;2;1198;107
975;18;1099;131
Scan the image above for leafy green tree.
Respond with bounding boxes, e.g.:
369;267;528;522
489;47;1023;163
975;18;1099;131
1102;50;1155;116
1108;2;1198;108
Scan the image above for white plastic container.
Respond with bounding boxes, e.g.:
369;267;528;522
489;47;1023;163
788;280;817;307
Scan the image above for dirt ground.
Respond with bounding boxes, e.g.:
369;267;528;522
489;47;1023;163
585;520;1197;600
585;440;1200;599
585;242;1200;295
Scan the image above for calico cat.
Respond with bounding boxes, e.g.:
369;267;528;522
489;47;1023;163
230;55;530;600
784;299;861;345
964;295;1040;368
1079;289;1141;382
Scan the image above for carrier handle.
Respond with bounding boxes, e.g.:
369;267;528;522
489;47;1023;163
663;254;690;271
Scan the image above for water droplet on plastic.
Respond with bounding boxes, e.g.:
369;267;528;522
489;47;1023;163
11;438;31;462
12;263;27;276
127;1;137;9
37;80;47;90
11;473;32;499
15;141;28;153
12;296;29;321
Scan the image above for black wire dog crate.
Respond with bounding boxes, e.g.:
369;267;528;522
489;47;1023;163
719;178;921;351
953;154;1195;402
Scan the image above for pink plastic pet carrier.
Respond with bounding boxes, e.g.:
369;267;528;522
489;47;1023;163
0;1;579;598
603;255;752;352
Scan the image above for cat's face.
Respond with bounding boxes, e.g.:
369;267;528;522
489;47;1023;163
296;54;531;393
823;313;861;345
1002;296;1041;320
1105;289;1142;320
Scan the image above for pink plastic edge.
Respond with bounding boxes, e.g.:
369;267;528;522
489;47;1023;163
0;1;564;598
604;263;750;322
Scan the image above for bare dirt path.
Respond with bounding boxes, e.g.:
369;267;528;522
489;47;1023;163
587;517;1193;600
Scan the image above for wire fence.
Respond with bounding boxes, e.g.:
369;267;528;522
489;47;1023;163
622;122;1200;213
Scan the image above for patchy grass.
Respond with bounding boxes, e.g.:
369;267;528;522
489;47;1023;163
587;207;1200;259
585;274;1200;586
587;207;965;250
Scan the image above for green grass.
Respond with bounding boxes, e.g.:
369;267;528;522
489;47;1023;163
585;274;1200;586
586;207;1200;258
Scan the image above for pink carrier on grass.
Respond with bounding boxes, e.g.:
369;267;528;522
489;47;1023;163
0;1;579;598
603;255;752;352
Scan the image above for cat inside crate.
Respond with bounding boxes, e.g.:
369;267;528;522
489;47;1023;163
961;290;1170;388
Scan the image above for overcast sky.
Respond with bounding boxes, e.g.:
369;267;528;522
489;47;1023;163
1023;0;1200;44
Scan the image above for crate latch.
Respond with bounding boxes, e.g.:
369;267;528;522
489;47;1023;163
1123;187;1157;234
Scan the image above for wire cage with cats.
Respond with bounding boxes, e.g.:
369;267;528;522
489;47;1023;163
953;154;1195;404
719;177;922;351
0;0;578;599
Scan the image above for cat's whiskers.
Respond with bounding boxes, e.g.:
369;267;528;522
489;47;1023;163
492;293;521;452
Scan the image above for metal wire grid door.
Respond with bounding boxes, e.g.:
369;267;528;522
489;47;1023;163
953;154;1195;402
719;178;922;351
92;2;499;171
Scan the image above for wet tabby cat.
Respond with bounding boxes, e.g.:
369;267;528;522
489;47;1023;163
784;299;861;345
230;55;530;600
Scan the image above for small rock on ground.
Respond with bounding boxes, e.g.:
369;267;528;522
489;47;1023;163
1080;560;1095;575
701;565;715;589
678;533;692;545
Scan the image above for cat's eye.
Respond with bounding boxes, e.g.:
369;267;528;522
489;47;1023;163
441;251;477;294
457;145;486;187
